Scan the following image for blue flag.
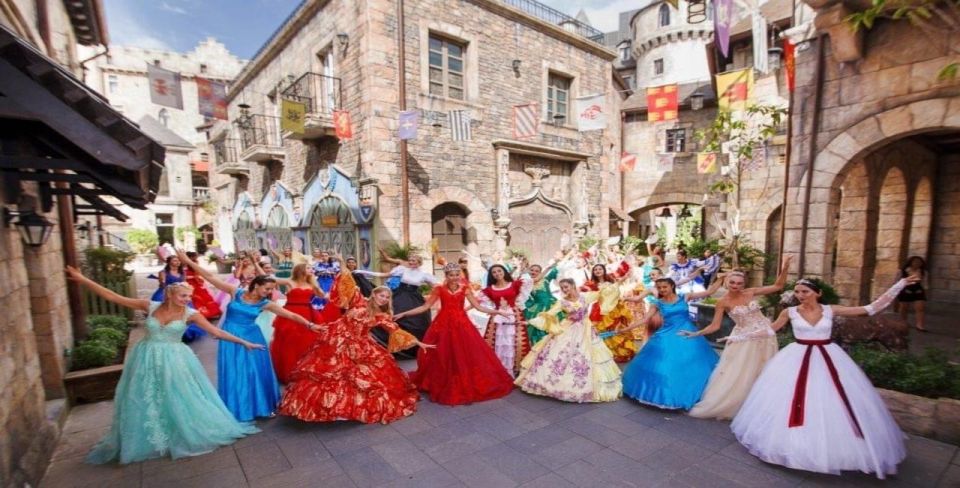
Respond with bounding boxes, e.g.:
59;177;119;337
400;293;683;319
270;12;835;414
398;110;418;140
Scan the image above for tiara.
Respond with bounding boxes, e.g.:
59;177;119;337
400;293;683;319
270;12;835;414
442;262;461;273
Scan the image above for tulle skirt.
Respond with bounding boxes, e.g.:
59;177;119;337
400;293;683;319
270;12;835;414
731;343;906;479
689;336;778;420
86;341;257;464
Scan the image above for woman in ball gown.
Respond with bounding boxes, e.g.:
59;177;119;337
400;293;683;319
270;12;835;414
523;252;569;346
668;249;706;319
516;278;622;403
363;252;440;359
731;275;918;479
397;263;515;406
65;266;262;465
310;249;340;310
180;252;221;342
580;263;637;363
269;263;326;383
684;257;792;420
479;264;533;377
177;250;318;421
279;281;434;424
616;277;722;410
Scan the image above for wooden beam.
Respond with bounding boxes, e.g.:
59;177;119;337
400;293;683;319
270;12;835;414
0;155;89;171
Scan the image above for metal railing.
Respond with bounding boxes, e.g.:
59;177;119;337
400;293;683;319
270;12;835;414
193;187;210;201
502;0;605;42
213;138;240;165
282;72;342;115
236;114;283;150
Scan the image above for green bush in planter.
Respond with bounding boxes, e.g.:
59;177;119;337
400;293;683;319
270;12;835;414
71;340;119;370
87;328;127;350
87;315;130;333
849;345;960;400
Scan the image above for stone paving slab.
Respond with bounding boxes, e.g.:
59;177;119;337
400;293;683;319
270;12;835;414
40;334;959;488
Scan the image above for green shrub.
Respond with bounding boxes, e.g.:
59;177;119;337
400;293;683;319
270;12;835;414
71;340;119;370
87;328;127;350
382;242;422;260
685;239;721;260
622;235;644;255
126;228;159;255
83;247;135;282
87;315;130;333
848;345;960;400
577;236;599;251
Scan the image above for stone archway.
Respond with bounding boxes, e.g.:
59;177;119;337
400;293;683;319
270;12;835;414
412;186;492;268
786;97;960;280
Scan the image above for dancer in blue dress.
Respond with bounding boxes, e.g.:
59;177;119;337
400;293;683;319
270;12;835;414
177;250;319;421
65;266;262;465
616;277;722;409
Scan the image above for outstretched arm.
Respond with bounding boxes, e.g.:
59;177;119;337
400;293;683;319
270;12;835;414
66;266;149;312
393;292;440;319
832;275;920;317
187;313;264;349
177;249;237;295
263;303;320;331
617;305;659;334
747;255;793;296
680;302;727;337
378;247;404;265
769;308;790;332
465;291;507;316
686;274;724;301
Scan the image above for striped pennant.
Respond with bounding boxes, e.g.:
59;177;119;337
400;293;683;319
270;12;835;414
513;103;539;139
448;110;472;141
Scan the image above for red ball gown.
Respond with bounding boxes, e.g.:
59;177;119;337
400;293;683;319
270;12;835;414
278;278;421;424
185;268;221;319
270;287;321;384
410;284;514;405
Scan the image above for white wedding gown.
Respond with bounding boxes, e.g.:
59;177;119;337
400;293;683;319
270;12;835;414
731;304;906;479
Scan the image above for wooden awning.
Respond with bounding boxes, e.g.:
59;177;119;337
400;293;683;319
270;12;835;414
0;25;164;221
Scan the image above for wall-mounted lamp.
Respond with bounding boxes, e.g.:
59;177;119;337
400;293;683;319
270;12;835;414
3;208;55;248
238;103;251;117
490;208;500;220
768;46;784;71
511;59;521;72
337;32;349;50
552;114;566;127
689;85;705;111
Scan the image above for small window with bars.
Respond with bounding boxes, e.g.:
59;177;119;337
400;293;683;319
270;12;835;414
665;128;686;153
547;73;572;123
428;34;466;100
654;59;664;76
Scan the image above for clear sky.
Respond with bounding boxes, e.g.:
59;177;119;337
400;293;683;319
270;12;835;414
104;0;637;59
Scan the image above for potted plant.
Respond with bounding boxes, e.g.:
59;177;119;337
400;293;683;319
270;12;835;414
63;314;140;404
126;228;159;266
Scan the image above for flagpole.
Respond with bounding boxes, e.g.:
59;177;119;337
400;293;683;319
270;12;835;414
397;0;410;245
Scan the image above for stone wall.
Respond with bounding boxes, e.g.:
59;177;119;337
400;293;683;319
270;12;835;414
0;188;70;488
929;155;960;303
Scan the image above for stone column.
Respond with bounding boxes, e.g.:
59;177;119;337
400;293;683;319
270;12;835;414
493;147;511;251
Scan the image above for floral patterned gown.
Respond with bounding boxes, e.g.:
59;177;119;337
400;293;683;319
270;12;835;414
278;291;420;424
515;294;622;403
581;280;636;363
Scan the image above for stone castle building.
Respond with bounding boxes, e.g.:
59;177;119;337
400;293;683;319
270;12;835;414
80;40;246;248
209;0;624;270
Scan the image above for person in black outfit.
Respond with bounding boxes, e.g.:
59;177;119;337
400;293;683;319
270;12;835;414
345;256;375;298
897;256;928;332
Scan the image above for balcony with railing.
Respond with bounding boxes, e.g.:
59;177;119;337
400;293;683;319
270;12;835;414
502;0;604;43
236;114;285;162
281;72;342;139
213;138;249;176
193;187;210;201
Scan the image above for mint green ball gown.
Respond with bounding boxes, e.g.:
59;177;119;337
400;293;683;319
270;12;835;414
86;303;258;464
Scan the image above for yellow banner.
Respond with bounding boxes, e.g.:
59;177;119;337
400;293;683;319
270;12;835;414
716;68;754;112
281;98;306;134
697;152;718;174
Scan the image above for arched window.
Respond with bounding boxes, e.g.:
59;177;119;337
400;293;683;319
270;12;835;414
158;108;170;127
659;3;671;27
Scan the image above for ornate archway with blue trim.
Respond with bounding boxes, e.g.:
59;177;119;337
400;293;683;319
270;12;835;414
232;192;258;252
301;166;375;269
260;182;295;251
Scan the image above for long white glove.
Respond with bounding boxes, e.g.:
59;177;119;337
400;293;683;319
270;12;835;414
864;278;910;316
720;326;774;344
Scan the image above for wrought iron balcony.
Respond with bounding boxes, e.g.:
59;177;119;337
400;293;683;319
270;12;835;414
502;0;604;43
281;72;342;139
235;114;285;162
212;139;249;176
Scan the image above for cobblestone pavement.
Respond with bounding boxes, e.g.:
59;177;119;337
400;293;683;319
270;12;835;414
38;272;960;487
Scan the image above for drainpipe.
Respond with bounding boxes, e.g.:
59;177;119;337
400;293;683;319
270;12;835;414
797;36;826;276
777;81;794;271
397;0;410;245
619;110;626;236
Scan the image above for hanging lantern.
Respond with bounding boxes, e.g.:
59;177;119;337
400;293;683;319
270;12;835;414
4;209;55;248
768;46;784;71
687;0;708;24
689;88;705;111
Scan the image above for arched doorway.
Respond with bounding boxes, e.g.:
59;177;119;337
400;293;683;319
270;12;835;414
263;205;292;251
764;206;782;279
431;202;469;271
234;211;257;252
307;196;357;257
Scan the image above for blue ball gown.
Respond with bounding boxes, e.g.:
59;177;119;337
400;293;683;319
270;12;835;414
86;303;257;464
218;289;281;421
150;271;207;343
621;293;718;410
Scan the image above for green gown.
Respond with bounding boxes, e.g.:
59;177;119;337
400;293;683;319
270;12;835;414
523;267;562;345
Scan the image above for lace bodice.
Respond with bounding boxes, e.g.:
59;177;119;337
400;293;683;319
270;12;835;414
727;301;773;337
788;305;834;341
144;302;195;343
